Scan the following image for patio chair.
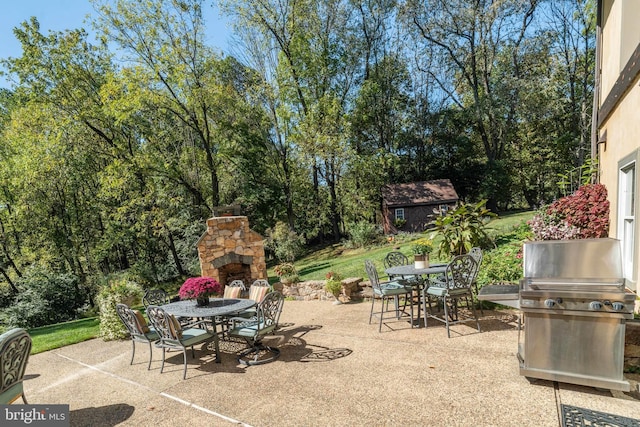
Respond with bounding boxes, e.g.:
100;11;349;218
248;279;271;303
469;247;484;315
227;291;284;365
143;288;192;326
365;259;415;332
116;303;159;370
146;305;215;379
224;280;245;299
143;288;170;307
0;328;32;404
384;251;422;306
423;254;481;338
233;279;272;320
383;251;410;280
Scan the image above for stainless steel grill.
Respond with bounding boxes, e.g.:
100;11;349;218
517;238;635;391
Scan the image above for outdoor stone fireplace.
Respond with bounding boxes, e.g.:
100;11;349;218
196;215;267;288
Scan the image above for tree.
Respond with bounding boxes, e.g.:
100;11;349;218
402;0;540;210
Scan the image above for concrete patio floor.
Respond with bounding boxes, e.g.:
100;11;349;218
24;300;640;426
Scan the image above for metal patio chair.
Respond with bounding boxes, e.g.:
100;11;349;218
116;303;159;370
383;251;421;309
469;247;484;315
0;328;32;404
227;291;284;365
383;251;410;279
423;254;480;337
146;305;215;379
224;280;245;299
143;288;170;307
365;259;415;332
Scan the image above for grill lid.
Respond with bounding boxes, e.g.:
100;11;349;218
523;238;623;281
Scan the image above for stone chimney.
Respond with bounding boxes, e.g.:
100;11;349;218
196;216;267;287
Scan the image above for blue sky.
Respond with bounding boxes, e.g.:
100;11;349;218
1;0;232;88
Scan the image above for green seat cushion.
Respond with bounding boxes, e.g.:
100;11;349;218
426;286;470;297
0;382;23;404
229;321;275;338
144;329;159;341
179;327;213;347
375;281;411;296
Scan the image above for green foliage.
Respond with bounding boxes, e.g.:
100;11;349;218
4;266;86;329
345;221;382;248
265;222;306;262
477;243;524;287
324;271;343;297
273;262;299;284
477;221;530;287
557;158;599;196
393;218;407;228
96;276;144;341
429;200;496;257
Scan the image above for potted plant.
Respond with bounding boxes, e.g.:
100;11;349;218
273;262;299;285
411;238;433;269
324;271;343;303
179;277;222;307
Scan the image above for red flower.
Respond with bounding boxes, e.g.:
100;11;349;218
179;277;222;300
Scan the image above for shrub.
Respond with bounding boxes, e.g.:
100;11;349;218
273;262;299;284
476;243;524;287
4;266;85;329
528;211;581;241
265;222;306;262
97;277;144;341
324;271;343;297
430;200;496;257
528;184;609;240
345;221;381;248
548;183;609;238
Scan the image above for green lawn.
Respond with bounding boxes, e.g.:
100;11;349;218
286;210;534;282
29;317;100;354
25;210;535;353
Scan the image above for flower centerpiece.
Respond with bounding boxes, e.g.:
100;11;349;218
179;277;222;307
411;238;434;268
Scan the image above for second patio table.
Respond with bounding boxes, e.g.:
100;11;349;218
162;298;256;362
384;263;448;327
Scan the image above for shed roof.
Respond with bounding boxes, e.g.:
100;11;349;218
382;179;459;207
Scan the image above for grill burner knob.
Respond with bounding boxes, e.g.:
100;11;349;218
589;301;603;310
612;302;625;311
544;299;556;308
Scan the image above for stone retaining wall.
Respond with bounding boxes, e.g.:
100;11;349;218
278;277;367;302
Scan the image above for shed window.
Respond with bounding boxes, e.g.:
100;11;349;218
439;204;449;214
394;208;405;220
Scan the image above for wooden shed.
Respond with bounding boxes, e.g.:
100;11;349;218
381;179;459;233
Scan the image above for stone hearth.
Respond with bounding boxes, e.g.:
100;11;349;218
196;216;267;287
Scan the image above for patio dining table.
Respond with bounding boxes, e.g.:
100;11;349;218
162;298;256;362
384;263;448;327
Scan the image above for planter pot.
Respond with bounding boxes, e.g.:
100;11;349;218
414;254;429;269
196;296;210;307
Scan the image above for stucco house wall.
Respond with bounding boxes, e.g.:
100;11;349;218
596;0;640;291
